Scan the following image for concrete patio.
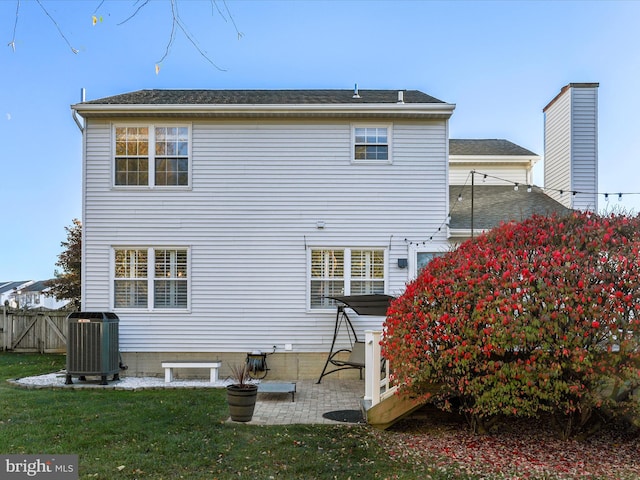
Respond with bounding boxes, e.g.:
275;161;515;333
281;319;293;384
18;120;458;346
247;378;365;425
10;372;367;425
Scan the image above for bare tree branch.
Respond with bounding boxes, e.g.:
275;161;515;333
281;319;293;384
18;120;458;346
117;0;150;26
222;0;243;39
92;0;106;15
7;0;19;52
156;0;226;72
7;0;242;71
35;0;78;53
210;1;243;40
156;1;178;67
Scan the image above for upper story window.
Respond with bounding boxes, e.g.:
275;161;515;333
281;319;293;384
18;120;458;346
113;247;189;310
114;125;190;187
309;247;386;309
352;125;391;163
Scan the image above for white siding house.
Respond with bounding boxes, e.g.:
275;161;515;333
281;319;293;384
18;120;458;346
72;89;456;378
71;85;598;380
0;281;34;308
14;280;70;310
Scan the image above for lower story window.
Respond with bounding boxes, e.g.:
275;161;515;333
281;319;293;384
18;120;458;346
309;247;386;309
114;247;188;309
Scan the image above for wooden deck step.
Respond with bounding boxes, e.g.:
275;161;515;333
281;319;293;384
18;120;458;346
365;393;425;430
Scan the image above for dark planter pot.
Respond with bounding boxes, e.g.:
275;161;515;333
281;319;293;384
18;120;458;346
227;384;258;422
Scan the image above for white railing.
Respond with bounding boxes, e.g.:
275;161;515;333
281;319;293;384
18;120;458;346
364;330;397;407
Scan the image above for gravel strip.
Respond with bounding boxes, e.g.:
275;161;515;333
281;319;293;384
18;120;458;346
8;371;238;390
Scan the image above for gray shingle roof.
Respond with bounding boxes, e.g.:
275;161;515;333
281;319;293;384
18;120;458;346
450;139;537;156
0;281;31;294
21;280;52;292
449;185;571;231
84;89;445;105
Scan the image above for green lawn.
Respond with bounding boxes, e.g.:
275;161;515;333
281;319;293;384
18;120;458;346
0;353;464;480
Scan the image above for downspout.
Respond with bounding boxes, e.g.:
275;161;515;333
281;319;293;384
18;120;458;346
72;88;85;132
71;88;86;309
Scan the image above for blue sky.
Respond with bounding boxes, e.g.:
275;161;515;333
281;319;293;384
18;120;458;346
1;0;639;281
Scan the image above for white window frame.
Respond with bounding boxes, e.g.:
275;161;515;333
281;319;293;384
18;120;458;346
111;246;191;312
307;247;388;311
408;243;447;280
351;123;393;164
112;123;192;189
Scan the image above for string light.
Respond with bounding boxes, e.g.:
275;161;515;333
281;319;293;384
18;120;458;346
404;169;640;248
473;170;640;203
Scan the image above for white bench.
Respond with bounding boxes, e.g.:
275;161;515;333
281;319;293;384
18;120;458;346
161;361;222;383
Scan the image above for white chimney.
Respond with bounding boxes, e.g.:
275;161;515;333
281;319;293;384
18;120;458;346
543;83;599;212
397;90;404;104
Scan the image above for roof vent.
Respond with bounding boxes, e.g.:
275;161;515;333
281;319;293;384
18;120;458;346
397;90;404;104
353;83;361;99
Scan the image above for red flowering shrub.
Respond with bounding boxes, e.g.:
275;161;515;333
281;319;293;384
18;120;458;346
382;212;640;437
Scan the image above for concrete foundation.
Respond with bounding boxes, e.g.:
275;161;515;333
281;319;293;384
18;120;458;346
120;351;362;381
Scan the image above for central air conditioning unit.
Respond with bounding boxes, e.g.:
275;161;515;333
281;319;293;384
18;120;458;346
65;311;123;385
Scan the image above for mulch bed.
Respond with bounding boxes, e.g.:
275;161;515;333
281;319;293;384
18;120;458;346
373;405;640;479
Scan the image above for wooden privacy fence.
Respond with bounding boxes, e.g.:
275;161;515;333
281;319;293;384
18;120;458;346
1;307;73;353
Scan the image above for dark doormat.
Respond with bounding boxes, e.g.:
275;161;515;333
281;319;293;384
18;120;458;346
322;409;365;423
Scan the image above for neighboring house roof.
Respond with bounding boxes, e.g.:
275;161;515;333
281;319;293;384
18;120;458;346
449;139;537;157
82;89;446;105
449;185;572;232
0;281;31;294
21;280;52;292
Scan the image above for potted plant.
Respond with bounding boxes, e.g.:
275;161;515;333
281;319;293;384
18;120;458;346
226;363;258;422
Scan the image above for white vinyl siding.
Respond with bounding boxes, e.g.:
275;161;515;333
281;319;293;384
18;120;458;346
544;90;572;208
570;87;598;211
82;118;449;352
449;164;531;186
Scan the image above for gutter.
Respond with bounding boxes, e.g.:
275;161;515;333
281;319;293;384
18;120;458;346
72;88;86;132
70;102;456;120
